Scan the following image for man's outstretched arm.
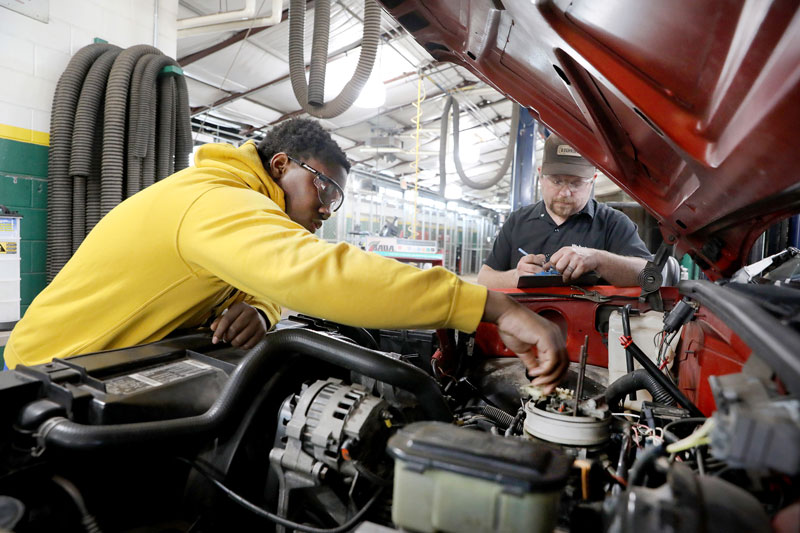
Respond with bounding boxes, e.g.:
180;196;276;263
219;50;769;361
547;246;647;287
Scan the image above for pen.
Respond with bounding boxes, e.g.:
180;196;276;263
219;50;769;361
518;247;529;256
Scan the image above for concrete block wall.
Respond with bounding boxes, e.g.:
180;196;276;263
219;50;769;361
0;1;178;365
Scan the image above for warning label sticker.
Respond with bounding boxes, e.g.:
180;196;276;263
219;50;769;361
0;242;18;254
105;359;212;395
0;219;16;232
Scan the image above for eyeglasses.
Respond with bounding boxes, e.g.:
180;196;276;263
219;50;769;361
544;175;594;192
287;156;345;212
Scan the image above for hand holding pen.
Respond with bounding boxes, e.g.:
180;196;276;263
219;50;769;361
516;247;548;276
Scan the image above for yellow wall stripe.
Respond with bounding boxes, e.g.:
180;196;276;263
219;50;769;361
0;124;50;146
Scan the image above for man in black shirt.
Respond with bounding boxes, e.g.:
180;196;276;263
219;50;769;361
477;134;652;288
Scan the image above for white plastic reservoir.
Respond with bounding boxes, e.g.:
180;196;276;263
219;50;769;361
0;211;22;326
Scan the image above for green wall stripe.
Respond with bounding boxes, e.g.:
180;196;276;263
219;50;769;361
0;138;48;178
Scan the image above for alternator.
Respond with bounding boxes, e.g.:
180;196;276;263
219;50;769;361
271;378;390;481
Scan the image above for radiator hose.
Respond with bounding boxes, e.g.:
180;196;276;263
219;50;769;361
288;0;381;118
439;96;519;192
35;329;451;453
605;369;676;409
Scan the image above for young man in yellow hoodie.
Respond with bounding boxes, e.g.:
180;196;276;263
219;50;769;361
5;119;568;393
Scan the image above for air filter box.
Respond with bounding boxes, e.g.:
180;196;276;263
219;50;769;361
387;422;571;533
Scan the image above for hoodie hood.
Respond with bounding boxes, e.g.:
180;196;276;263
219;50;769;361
194;140;286;212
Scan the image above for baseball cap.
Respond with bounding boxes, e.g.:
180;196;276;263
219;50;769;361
541;134;595;179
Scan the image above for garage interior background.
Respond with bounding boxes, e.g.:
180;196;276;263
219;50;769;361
0;0;702;365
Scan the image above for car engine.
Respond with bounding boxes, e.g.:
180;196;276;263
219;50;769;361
1;261;799;532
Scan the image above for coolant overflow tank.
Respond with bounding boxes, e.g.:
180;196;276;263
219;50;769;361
387;421;571;533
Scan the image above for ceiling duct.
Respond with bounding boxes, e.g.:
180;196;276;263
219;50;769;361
177;0;284;37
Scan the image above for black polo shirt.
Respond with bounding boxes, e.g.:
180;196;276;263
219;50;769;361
485;199;653;271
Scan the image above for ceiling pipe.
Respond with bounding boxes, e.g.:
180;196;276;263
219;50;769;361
177;0;283;37
178;0;256;29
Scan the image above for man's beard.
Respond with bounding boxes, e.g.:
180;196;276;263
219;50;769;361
550;199;578;217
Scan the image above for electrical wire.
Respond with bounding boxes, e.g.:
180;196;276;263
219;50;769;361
177;457;385;533
665;418;715;454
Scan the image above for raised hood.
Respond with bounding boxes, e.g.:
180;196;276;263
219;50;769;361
378;0;800;278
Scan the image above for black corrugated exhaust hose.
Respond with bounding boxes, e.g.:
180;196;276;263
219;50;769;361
168;77;177;177
618;305;705;417
130;55;186;188
47;42;118;281
70;47;122;250
85;121;103;234
288;0;381;118
174;74;192;172
605;369;676;409
439;96;519;191
156;75;176;181
125;53;159;198
35;329;451;453
70;178;86;254
307;0;331;107
438;97;453;196
101;44;161;215
142;109;157;188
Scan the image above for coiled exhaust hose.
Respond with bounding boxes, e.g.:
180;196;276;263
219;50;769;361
125;53;159;198
47;42;118;281
288;0;381;118
36;329;451;453
101;44;161;215
604;369;676;409
157;75;177;181
439;96;519;192
49;43;193;277
69;47;122;251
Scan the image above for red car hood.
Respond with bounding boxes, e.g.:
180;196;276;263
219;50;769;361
379;0;800;278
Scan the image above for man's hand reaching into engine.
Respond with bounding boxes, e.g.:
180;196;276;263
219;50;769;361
211;301;268;349
482;290;569;393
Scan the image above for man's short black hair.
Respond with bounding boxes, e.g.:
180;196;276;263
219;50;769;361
257;118;351;174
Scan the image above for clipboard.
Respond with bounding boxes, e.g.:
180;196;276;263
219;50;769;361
517;271;602;288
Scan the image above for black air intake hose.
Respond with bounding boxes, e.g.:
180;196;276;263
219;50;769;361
47;42;118;281
605;369;676;409
36;329;451;452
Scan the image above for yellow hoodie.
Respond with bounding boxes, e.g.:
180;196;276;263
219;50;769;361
5;142;487;368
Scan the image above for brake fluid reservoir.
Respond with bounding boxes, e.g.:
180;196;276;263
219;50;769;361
608;310;678;401
387;422;571;533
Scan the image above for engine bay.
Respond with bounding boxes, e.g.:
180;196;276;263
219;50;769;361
1;265;799;532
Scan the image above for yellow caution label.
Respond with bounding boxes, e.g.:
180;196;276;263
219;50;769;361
0;242;17;254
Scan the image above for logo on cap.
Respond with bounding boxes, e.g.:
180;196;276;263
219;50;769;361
557;145;582;157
